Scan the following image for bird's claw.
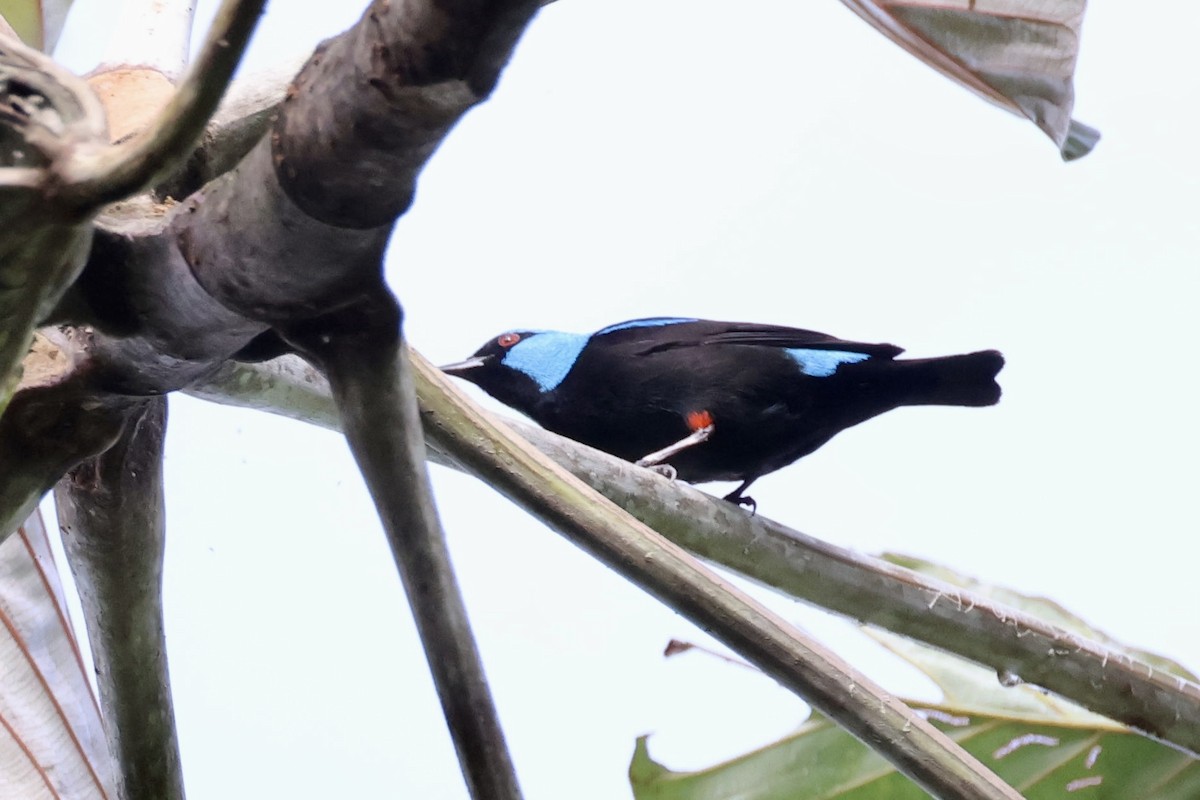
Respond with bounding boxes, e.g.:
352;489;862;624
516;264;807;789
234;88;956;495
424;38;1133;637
722;491;757;515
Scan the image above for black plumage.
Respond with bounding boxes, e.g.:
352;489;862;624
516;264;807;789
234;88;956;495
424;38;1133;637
441;317;1003;510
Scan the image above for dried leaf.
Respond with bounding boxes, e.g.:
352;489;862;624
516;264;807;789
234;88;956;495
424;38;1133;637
841;0;1098;160
0;510;114;800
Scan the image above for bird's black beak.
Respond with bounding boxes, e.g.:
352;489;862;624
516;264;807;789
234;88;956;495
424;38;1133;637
440;355;492;376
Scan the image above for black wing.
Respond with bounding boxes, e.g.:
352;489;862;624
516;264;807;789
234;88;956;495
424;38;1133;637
596;319;904;359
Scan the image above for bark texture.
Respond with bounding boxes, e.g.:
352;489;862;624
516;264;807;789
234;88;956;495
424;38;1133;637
55;397;182;800
4;1;544;796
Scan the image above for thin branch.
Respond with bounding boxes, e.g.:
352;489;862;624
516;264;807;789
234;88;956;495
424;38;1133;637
410;352;1021;799
56;0;265;207
290;317;523;800
211;348;1017;799
54;396;183;800
188;352;1200;758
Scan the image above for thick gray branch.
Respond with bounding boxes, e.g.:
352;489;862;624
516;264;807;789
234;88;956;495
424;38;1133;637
272;0;541;228
293;316;522;800
1;0;261;416
179;0;543;323
6;0;545;456
40;0;546;402
54;396;182;800
9;0;544;425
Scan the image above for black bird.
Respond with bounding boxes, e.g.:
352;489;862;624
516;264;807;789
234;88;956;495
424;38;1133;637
441;317;1003;510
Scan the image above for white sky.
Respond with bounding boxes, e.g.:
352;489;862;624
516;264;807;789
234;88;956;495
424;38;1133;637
48;1;1200;798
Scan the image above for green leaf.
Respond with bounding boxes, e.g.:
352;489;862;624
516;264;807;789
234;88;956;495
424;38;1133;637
631;558;1200;799
631;713;1199;800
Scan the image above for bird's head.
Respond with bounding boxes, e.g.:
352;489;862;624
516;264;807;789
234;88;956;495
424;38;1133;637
440;328;589;414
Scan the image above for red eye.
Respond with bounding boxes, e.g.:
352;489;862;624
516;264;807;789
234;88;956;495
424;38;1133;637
497;332;521;348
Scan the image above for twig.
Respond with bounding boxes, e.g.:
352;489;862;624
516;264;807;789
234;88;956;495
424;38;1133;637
53;397;183;800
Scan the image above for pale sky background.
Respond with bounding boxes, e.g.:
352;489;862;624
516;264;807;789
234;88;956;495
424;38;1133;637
46;1;1200;798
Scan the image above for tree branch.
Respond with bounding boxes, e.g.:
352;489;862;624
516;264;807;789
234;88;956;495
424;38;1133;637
0;0;262;413
409;352;1021;799
56;0;266;207
290;307;523;800
188;352;1200;758
54;396;183;800
192;352;1022;800
180;0;543;321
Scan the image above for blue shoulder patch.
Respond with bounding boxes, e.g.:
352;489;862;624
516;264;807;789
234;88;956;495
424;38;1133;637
595;317;697;336
785;348;871;377
502;331;589;392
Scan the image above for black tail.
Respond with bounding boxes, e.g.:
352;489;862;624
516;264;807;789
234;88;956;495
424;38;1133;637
894;350;1004;407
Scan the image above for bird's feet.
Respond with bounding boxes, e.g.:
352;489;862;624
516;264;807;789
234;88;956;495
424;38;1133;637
721;489;757;515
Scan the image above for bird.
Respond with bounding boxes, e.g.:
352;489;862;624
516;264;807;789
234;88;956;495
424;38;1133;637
441;317;1003;511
